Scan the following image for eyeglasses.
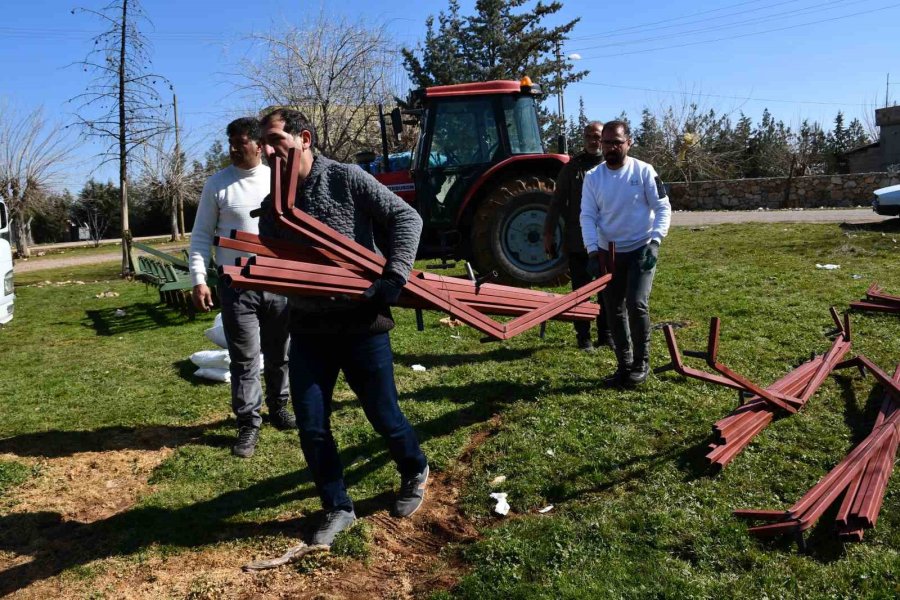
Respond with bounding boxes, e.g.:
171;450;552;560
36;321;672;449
600;139;626;147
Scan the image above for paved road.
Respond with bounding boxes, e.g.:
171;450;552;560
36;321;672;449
15;209;896;273
670;207;889;226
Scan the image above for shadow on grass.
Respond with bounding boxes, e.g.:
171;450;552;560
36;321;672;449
0;378;511;595
838;217;900;233
392;345;540;370
83;302;191;336
0;420;233;458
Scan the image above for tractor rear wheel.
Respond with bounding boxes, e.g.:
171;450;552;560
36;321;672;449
470;175;569;286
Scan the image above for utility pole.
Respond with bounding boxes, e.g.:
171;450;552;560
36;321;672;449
555;41;567;154
886;73;893;108
173;92;185;239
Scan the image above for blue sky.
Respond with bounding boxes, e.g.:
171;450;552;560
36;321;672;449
3;0;899;192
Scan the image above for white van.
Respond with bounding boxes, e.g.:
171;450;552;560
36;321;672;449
0;199;14;324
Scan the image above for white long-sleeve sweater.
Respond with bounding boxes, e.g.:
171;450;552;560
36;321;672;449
189;163;271;286
579;156;671;253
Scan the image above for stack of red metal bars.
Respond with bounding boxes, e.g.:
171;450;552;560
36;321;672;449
658;309;852;470
736;357;900;548
214;148;613;341
850;283;900;314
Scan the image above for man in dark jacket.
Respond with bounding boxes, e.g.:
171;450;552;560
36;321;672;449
258;108;429;546
543;121;613;352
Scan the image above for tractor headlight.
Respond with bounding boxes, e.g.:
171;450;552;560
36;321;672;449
3;270;13;296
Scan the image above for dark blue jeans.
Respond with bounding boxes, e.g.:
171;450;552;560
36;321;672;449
289;331;427;512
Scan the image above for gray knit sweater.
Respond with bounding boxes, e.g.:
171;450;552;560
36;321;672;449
259;155;423;334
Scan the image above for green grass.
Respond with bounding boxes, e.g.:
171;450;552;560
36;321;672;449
1;221;900;598
20;236;185;262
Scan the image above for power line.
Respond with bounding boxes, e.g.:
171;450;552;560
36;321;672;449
576;2;900;60
568;0;781;40
572;0;863;52
579;81;875;107
570;0;809;43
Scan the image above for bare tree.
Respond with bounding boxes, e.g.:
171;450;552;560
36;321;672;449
137;129;204;241
236;11;405;162
0;105;72;258
70;0;171;274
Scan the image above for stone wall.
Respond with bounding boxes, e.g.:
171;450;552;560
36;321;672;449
667;172;900;211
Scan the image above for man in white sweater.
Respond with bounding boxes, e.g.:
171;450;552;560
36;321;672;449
189;117;295;458
580;120;671;387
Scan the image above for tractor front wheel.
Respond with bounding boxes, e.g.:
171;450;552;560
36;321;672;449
470;175;569;286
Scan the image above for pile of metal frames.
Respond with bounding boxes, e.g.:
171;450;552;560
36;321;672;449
657;308;852;470
736;357;900;550
850;283;900;315
214;148;613;341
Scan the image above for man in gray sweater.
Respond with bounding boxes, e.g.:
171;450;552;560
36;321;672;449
258;108;429;546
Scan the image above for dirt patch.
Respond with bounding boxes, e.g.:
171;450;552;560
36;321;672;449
0;449;170;523
1;417;501;599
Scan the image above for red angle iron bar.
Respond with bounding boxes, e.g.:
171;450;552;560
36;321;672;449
849;282;900;314
216;148;613;340
223;259;597;322
659;312;851;470
735;359;900;548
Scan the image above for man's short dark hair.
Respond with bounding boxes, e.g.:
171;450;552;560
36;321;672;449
261;108;318;147
226;117;261;140
602;120;631;138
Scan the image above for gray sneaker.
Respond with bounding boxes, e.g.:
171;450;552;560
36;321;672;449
232;426;260;458
311;509;357;546
392;464;429;517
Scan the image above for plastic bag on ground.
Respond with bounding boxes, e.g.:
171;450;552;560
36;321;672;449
204;312;228;349
194;367;230;383
190;350;230;369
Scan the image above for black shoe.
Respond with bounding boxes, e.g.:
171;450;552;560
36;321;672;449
603;365;632;388
627;363;650;386
577;337;596;353
595;334;615;350
232;426;260;458
269;406;296;430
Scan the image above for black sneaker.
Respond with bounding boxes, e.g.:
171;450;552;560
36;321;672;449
603;365;632;388
392;464;429;517
577;337;595;353
269;406;297;431
595;334;615;350
627;363;650;386
311;509;357;546
232;426;260;458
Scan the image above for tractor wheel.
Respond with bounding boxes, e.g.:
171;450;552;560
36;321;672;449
470;175;569;286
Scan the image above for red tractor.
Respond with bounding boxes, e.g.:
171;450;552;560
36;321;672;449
368;78;571;286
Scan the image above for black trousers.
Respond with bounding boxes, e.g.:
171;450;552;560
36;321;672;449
569;251;612;343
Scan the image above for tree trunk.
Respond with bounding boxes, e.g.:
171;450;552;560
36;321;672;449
118;0;131;276
170;196;178;242
13;216;30;259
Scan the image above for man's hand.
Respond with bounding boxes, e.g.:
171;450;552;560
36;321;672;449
362;274;405;307
192;284;214;312
640;241;660;272
543;230;557;258
586;251;603;279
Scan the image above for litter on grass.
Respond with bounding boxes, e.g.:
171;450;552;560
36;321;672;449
816;264;840;270
490;492;510;516
538;505;554;514
114;309;126;317
489;475;507;487
412;364;427;372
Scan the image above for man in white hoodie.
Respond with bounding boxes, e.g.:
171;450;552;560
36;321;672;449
189;117;295;458
580;120;671;387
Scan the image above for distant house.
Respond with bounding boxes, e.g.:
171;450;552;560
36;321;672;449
845;106;900;173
